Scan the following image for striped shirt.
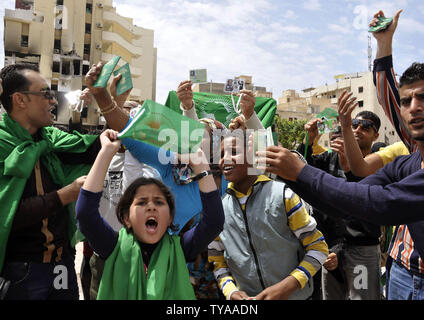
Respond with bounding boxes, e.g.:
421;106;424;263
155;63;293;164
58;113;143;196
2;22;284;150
373;55;424;275
208;175;328;299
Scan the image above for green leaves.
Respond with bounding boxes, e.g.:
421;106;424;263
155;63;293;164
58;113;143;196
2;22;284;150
273;115;306;150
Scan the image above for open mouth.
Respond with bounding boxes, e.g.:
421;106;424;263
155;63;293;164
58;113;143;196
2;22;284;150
222;165;234;174
49;106;56;116
145;217;158;233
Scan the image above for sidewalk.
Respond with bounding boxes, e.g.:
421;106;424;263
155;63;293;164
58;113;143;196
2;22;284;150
74;242;84;300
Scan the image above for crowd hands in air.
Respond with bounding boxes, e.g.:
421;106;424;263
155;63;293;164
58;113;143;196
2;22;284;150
1;8;424;301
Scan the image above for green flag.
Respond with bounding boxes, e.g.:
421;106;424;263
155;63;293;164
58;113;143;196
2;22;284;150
118;100;205;154
164;91;277;128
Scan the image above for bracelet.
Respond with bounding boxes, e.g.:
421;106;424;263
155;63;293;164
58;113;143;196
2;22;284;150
100;100;117;116
191;170;212;182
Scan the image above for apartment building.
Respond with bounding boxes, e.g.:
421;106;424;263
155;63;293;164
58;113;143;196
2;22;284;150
277;72;399;148
3;0;157;128
192;75;273;98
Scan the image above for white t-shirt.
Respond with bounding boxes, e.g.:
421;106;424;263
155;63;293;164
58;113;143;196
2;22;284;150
99;151;161;232
99;152;125;232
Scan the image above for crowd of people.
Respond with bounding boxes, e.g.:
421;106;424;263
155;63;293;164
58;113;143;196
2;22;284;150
0;9;423;301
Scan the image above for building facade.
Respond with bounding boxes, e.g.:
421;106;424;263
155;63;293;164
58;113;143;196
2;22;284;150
277;72;399;148
4;0;157;128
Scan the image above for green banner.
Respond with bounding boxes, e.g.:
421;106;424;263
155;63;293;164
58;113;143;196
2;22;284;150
118;100;205;154
165;91;277;128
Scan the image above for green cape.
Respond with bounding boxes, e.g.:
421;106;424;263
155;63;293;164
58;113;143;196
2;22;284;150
98;228;196;300
0;113;97;271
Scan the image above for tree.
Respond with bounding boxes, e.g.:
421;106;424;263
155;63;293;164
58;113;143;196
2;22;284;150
274;115;306;150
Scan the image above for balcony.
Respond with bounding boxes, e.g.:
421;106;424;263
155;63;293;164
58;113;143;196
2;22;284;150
5;8;33;22
102;11;143;36
102;31;142;57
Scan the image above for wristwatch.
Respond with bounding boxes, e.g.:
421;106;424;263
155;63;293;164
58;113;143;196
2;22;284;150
191;170;212;182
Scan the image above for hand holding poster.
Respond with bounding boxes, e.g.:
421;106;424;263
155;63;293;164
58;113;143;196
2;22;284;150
118;100;206;154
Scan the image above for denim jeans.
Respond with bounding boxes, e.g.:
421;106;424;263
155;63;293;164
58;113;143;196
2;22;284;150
1;255;79;300
387;261;424;300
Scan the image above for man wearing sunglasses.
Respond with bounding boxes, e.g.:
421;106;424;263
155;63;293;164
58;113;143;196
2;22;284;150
296;110;382;300
0;63;101;300
351;111;381;157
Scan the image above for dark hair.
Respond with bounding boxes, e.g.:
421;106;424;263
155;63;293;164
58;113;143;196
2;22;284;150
116;177;178;232
371;142;387;153
399;62;424;88
355;110;381;132
0;63;40;112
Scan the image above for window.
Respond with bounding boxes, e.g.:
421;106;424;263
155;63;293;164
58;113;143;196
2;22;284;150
86;3;92;14
61;61;70;75
85;23;91;34
82;64;90;75
52;61;60;73
358;100;364;108
21;35;29;47
81;107;88;118
56;0;63;5
51;84;58;91
287;97;290;103
84;44;90;55
358;86;364;93
73;60;81;76
54;39;61;50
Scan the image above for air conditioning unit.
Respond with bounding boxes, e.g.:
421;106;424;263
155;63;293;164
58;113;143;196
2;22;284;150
95;44;102;50
97;3;104;8
96;23;103;28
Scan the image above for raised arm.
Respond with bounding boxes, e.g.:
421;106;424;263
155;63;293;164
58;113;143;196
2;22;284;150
76;130;122;259
85;62;129;132
179;149;224;261
372;9;402;59
338;90;384;176
371;10;415;151
177;80;199;120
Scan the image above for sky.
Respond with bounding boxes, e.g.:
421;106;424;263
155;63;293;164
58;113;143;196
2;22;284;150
1;0;423;105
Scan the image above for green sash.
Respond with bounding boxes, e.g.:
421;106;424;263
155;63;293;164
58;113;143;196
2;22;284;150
0;113;97;271
98;229;196;300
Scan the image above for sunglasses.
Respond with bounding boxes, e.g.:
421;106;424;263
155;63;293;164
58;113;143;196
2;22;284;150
352;119;377;132
17;90;56;101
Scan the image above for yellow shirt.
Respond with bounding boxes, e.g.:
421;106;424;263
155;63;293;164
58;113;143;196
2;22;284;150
377;141;410;165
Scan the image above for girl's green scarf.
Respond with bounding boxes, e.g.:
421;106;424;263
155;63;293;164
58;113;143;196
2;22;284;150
98;228;196;300
0;113;97;271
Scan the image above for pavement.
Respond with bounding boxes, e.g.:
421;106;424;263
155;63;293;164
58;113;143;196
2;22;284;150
74;242;84;300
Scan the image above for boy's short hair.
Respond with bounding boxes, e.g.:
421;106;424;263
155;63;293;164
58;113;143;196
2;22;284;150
355;110;381;132
399;62;424;88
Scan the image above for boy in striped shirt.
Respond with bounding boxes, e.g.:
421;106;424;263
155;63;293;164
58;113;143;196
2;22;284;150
208;131;328;300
